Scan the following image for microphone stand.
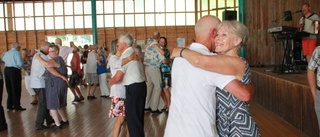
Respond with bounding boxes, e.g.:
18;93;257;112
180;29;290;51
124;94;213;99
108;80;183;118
271;10;301;23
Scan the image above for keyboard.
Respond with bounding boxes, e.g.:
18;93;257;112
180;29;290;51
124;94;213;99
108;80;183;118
267;26;297;34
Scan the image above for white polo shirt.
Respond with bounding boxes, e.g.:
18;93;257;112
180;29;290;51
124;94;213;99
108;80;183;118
120;47;145;86
164;43;236;137
30;52;48;88
58;45;73;64
86;50;98;74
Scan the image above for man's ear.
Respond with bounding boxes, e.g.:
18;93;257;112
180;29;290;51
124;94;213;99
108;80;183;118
211;28;217;39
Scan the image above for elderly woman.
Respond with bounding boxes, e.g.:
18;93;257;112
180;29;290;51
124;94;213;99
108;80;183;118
172;20;260;136
36;44;69;130
158;37;171;111
108;39;129;137
21;48;38;105
97;48;110;98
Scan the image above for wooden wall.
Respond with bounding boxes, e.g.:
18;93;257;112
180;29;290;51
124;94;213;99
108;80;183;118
251;68;318;137
0;26;195;54
245;0;320;66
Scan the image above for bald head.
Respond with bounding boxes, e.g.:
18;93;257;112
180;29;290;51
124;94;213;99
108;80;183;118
40;42;50;54
195;15;221;36
152;31;160;40
194;15;221;51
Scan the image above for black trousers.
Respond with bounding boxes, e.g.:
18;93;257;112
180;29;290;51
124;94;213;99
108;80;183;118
0;78;7;129
4;67;22;109
125;82;147;137
33;88;53;127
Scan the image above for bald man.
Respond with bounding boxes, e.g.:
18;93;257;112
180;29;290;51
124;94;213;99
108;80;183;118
164;15;252;137
144;31;166;113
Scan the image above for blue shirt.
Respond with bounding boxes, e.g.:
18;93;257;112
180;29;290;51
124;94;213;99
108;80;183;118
144;42;165;68
2;48;24;69
97;55;107;75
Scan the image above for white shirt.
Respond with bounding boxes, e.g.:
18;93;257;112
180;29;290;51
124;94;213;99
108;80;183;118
30;52;48;88
86;50;98;73
58;45;73;64
120;47;145;86
109;55;126;98
164;43;236;137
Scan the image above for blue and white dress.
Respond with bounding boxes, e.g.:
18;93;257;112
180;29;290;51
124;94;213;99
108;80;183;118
216;58;261;137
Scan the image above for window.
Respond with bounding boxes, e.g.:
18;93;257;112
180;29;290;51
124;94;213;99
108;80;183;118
84;15;92;28
145;14;154;26
45;17;54;30
176;0;185;12
74;2;83;15
155;13;165;26
105;15;114;27
26;17;35;30
135;14;144;27
0;19;5;30
125;14;134;27
35;17;44;30
44;3;53;16
97;15;104;28
64;2;74;15
0;0;238;31
166;13;175;26
65;16;74;29
35;3;43;16
74;16;83;28
115;15;124;27
14;4;24;17
55;17;64;29
55;2;63;16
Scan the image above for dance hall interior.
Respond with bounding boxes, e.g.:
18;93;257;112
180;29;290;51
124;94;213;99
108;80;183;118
0;0;318;137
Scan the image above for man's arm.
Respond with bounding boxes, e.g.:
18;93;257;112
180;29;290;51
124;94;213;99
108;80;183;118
15;52;24;69
224;80;254;102
152;44;165;55
308;69;317;102
109;70;124;87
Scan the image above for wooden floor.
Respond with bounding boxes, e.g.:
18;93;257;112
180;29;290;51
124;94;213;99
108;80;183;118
0;80;308;137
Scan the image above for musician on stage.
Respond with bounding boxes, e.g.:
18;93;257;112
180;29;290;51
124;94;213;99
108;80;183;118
297;2;320;63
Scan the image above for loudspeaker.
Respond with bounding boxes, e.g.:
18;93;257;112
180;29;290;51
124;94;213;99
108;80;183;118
222;10;237;21
284;11;292;21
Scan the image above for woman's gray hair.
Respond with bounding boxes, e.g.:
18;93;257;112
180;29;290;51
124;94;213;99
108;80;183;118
119;33;134;47
110;39;118;55
217;20;249;45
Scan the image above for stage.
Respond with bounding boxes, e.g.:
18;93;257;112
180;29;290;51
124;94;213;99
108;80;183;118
251;67;318;137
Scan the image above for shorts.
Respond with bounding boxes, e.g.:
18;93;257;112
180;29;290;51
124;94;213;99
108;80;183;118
108;97;126;118
85;73;99;84
302;38;317;55
69;71;82;87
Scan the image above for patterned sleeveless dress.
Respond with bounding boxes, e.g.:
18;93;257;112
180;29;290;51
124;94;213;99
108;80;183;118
216;58;261;137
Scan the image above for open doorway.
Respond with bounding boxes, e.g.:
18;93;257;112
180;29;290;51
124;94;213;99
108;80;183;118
46;34;93;75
